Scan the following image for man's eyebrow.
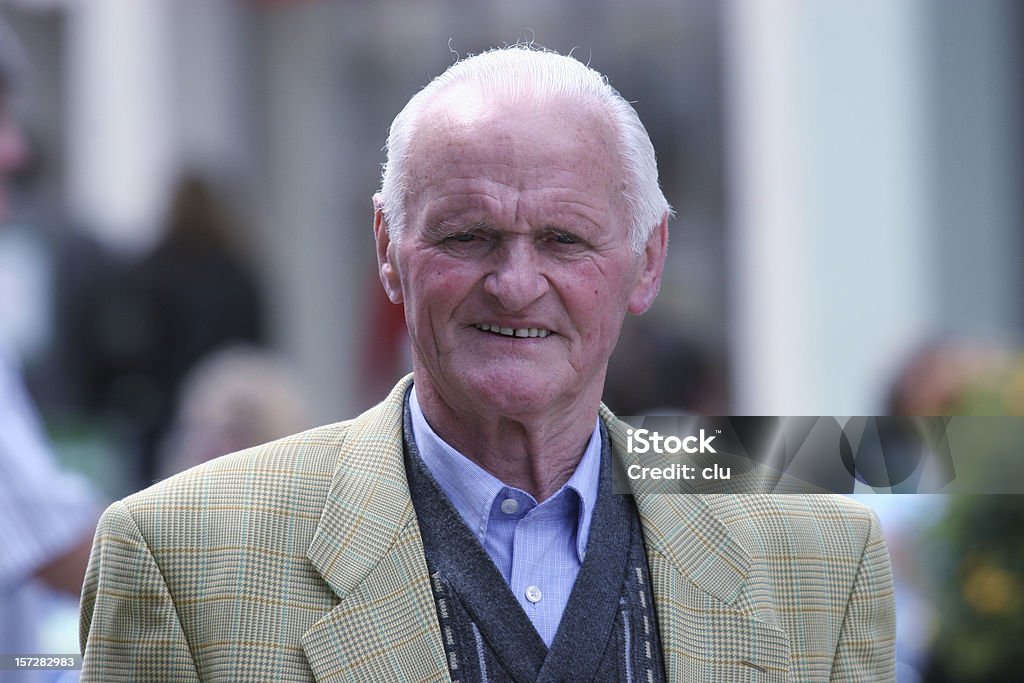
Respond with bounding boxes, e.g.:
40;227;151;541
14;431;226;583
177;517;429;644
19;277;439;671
424;218;489;237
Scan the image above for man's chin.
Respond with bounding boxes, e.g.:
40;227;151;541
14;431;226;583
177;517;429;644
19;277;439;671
450;370;564;419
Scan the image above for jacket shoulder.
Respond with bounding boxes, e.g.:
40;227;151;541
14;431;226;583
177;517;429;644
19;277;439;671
703;494;881;562
117;420;354;543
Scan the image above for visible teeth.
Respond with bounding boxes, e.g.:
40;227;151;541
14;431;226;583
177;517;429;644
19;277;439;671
474;324;551;338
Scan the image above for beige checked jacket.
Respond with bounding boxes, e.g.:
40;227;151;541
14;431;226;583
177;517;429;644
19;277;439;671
80;376;895;681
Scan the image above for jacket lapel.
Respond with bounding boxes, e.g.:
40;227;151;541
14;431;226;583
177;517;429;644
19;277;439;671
601;407;792;681
301;377;448;682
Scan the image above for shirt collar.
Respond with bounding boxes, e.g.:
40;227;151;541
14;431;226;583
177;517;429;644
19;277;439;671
409;387;601;562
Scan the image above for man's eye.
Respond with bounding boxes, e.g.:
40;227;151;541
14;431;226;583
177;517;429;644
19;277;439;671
550;231;580;245
450;233;478;243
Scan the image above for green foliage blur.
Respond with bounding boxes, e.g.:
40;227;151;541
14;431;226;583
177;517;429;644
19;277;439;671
921;351;1024;680
924;495;1024;681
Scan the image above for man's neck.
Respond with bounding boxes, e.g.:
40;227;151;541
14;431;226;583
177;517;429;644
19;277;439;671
412;381;600;502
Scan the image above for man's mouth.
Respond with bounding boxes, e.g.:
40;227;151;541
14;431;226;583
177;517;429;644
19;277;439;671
473;323;551;338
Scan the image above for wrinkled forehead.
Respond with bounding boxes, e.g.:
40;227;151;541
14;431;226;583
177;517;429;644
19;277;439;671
406;82;624;186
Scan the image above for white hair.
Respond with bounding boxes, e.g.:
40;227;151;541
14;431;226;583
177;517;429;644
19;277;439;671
378;46;671;253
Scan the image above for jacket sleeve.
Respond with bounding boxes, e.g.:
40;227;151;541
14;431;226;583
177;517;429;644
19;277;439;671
79;500;201;682
829;509;897;682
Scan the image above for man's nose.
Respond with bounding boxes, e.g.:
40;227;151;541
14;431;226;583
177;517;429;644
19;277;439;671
483;241;549;311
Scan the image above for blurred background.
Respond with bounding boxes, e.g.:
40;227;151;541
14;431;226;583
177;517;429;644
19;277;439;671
0;0;1021;681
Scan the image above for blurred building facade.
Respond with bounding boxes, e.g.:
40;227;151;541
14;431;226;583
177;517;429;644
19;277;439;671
1;0;1021;420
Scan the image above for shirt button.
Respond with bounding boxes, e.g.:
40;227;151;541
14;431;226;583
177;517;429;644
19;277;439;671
500;498;519;514
525;585;542;603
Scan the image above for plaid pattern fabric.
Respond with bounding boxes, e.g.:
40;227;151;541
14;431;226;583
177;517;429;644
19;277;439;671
80;375;895;681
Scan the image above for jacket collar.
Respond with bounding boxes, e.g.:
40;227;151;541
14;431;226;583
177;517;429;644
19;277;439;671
302;375;449;681
598;404;751;604
601;404;791;678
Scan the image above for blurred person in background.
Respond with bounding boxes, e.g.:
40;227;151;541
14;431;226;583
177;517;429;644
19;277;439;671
603;314;725;415
80;47;894;681
0;19;101;680
157;343;313;478
77;172;266;489
886;341;1014;417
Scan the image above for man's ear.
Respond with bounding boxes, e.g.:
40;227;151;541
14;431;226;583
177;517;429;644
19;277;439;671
627;213;669;315
373;194;404;304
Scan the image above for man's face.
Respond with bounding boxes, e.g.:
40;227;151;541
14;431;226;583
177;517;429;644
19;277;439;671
0;96;29;222
375;92;666;420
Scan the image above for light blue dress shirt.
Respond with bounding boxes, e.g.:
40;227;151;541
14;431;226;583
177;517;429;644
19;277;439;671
409;388;602;647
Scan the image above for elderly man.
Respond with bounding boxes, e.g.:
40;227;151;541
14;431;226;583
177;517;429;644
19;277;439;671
80;47;895;681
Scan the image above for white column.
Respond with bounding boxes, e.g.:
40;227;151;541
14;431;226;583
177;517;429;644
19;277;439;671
254;3;363;422
65;0;176;256
172;0;248;178
724;0;933;414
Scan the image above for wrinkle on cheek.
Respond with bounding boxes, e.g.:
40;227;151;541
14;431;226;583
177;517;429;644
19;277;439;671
430;313;445;358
